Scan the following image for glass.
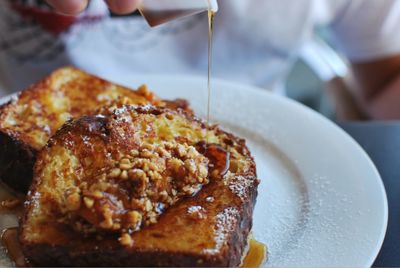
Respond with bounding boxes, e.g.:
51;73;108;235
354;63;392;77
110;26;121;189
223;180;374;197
138;0;218;27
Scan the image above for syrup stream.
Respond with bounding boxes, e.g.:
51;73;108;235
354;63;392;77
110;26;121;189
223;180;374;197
206;5;215;134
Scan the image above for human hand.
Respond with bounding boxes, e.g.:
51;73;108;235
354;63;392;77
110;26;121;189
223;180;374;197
45;0;142;15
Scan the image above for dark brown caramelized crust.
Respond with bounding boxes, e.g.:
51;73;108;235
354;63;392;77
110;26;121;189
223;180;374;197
0;67;190;192
20;105;259;267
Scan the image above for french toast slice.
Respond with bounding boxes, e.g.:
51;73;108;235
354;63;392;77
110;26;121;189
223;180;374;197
20;105;259;267
0;67;189;192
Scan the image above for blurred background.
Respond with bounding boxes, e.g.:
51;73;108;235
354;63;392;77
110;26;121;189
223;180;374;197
286;27;354;121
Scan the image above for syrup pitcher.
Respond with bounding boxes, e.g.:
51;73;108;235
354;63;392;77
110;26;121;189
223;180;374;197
138;0;219;27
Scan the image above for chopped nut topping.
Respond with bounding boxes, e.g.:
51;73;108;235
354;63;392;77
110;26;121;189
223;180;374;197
119;158;134;170
141;143;154;151
92;191;104;199
100;217;113;229
140;150;154;159
128;169;146;181
145;199;153;212
66;192;81;211
96;173;106;181
120;170;129;180
130;149;139;157
159;190;168;201
112;223;121;230
176;144;186;157
119;233;133;247
108;168;121;178
184;159;197;174
126;211;142;227
61;138;211;239
120;158;131;165
131;199;145;210
171;189;177;196
83;197;94;208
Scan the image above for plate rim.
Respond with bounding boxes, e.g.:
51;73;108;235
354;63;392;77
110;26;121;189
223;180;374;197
0;73;389;266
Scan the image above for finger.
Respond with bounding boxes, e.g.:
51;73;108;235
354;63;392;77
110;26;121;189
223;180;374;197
105;0;142;15
46;0;89;15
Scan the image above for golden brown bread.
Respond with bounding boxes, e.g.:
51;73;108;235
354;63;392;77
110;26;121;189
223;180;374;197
20;105;259;267
0;67;190;192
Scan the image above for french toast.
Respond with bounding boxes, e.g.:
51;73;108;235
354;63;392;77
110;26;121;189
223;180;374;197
0;67;189;193
20;105;259;267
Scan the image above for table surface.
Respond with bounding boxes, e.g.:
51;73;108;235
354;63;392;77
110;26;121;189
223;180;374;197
340;122;400;268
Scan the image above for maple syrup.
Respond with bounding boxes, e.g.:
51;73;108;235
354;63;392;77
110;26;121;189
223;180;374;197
196;142;230;176
241;239;267;268
206;7;215;127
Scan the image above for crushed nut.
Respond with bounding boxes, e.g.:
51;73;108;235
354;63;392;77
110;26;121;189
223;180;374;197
92;191;103;199
108;168;121;178
83;197;94;208
131;199;145;210
184;159;197;174
176;144;186;157
61;135;214;240
128;169;146;181
148;162;158;171
141;143;154;151
165;113;174;120
140;150;154;159
169;158;183;171
126;211;142;226
95;173;106;181
119;233;134;247
100;217;113;229
145;199;153;212
186;146;198;158
120;158;131;165
66;192;81;211
159;190;168;202
182;185;195;195
119;158;133;170
130;149;139;157
163;142;174;149
112;223;121;230
120;170;129;180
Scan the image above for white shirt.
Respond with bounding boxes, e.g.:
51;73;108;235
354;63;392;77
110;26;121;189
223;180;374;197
0;0;400;95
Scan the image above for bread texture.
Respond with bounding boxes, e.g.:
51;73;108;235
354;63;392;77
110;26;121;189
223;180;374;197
20;105;259;267
0;67;188;192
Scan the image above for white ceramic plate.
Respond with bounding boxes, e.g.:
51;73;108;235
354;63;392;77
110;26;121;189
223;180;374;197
0;74;388;267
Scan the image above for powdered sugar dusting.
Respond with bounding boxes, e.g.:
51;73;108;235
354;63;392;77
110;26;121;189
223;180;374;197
227;174;256;201
202;207;239;255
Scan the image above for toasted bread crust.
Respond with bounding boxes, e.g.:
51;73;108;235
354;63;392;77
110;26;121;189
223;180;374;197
0;67;191;192
0;129;37;193
20;106;259;267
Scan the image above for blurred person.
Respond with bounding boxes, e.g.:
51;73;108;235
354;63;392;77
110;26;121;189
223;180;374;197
0;0;400;119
